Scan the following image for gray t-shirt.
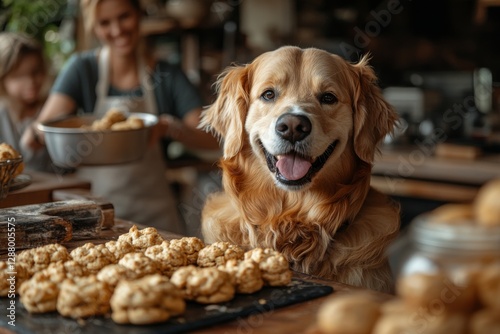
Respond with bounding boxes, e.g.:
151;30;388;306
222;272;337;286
0;102;55;173
51;49;204;118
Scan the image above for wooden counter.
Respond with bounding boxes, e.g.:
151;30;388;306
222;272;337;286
371;144;500;202
0;171;91;209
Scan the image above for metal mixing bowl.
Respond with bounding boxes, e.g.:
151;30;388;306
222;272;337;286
38;113;158;168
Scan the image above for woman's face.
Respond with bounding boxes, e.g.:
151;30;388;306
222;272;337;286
3;53;45;106
93;0;141;56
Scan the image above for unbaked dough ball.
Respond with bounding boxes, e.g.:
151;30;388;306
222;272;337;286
474;178;500;227
477;263;500;309
317;292;381;334
396;272;476;313
428;204;474;224
469;308;500;334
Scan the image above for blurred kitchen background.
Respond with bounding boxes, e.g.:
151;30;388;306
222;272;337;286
2;0;500;233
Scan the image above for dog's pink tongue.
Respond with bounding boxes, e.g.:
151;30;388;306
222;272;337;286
276;155;311;180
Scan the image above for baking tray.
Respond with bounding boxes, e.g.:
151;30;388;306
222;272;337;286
0;278;333;334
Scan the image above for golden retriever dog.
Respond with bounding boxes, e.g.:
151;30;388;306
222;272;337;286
200;46;400;292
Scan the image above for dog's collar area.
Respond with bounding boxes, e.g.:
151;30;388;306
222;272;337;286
260;140;338;187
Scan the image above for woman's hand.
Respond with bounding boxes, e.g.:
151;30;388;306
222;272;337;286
21;93;77;150
148;114;181;147
149;111;220;150
20;124;45;151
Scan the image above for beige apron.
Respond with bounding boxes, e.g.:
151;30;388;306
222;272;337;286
77;46;182;233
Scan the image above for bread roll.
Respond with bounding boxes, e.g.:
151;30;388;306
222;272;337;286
317;292;381;334
474;179;500;227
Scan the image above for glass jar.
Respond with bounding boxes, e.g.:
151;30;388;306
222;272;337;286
394;214;500;284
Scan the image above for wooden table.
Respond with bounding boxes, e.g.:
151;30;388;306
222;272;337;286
0;219;393;334
0;171;91;209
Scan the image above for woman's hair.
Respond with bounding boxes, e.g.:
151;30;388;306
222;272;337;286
80;0;142;33
0;32;46;96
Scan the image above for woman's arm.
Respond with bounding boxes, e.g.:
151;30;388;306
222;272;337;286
155;107;220;150
21;93;77;150
36;93;78;124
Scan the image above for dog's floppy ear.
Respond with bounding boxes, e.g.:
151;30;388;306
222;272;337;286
351;55;398;163
200;64;249;159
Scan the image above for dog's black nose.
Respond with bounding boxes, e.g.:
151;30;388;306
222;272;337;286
275;113;312;143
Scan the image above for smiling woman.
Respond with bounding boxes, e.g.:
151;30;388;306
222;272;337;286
21;0;219;233
84;0;142;62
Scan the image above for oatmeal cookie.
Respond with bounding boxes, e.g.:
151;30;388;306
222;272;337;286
19;273;59;313
197;242;244;267
219;259;264;294
0;261;29;296
110;274;185;325
17;243;70;276
170;266;235;304
97;264;137;287
29;260;87;286
60;260;89;278
244;248;292;286
145;241;187;276
70;243;116;274
169;237;205;265
57;275;112;319
105;240;135;260
117;225;164;251
118;252;159;277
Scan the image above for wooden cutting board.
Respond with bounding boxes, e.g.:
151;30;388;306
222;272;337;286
0;200;111;252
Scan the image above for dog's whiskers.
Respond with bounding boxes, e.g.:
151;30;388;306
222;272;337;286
273;141;310;158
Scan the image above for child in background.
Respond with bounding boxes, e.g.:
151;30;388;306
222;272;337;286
0;32;54;172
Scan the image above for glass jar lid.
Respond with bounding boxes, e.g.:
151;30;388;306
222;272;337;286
410;215;500;256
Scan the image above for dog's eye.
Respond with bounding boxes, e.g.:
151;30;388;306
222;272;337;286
261;89;276;101
320;93;338;105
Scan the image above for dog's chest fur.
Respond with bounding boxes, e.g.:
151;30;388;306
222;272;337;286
216;156;372;275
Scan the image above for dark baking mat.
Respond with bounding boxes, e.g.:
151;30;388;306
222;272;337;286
0;278;333;334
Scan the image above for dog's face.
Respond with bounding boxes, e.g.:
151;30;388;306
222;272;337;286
202;46;397;191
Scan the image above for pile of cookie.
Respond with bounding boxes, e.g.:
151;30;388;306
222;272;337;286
0;225;292;325
81;109;145;131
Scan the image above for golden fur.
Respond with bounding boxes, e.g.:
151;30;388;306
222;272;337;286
200;46;400;292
